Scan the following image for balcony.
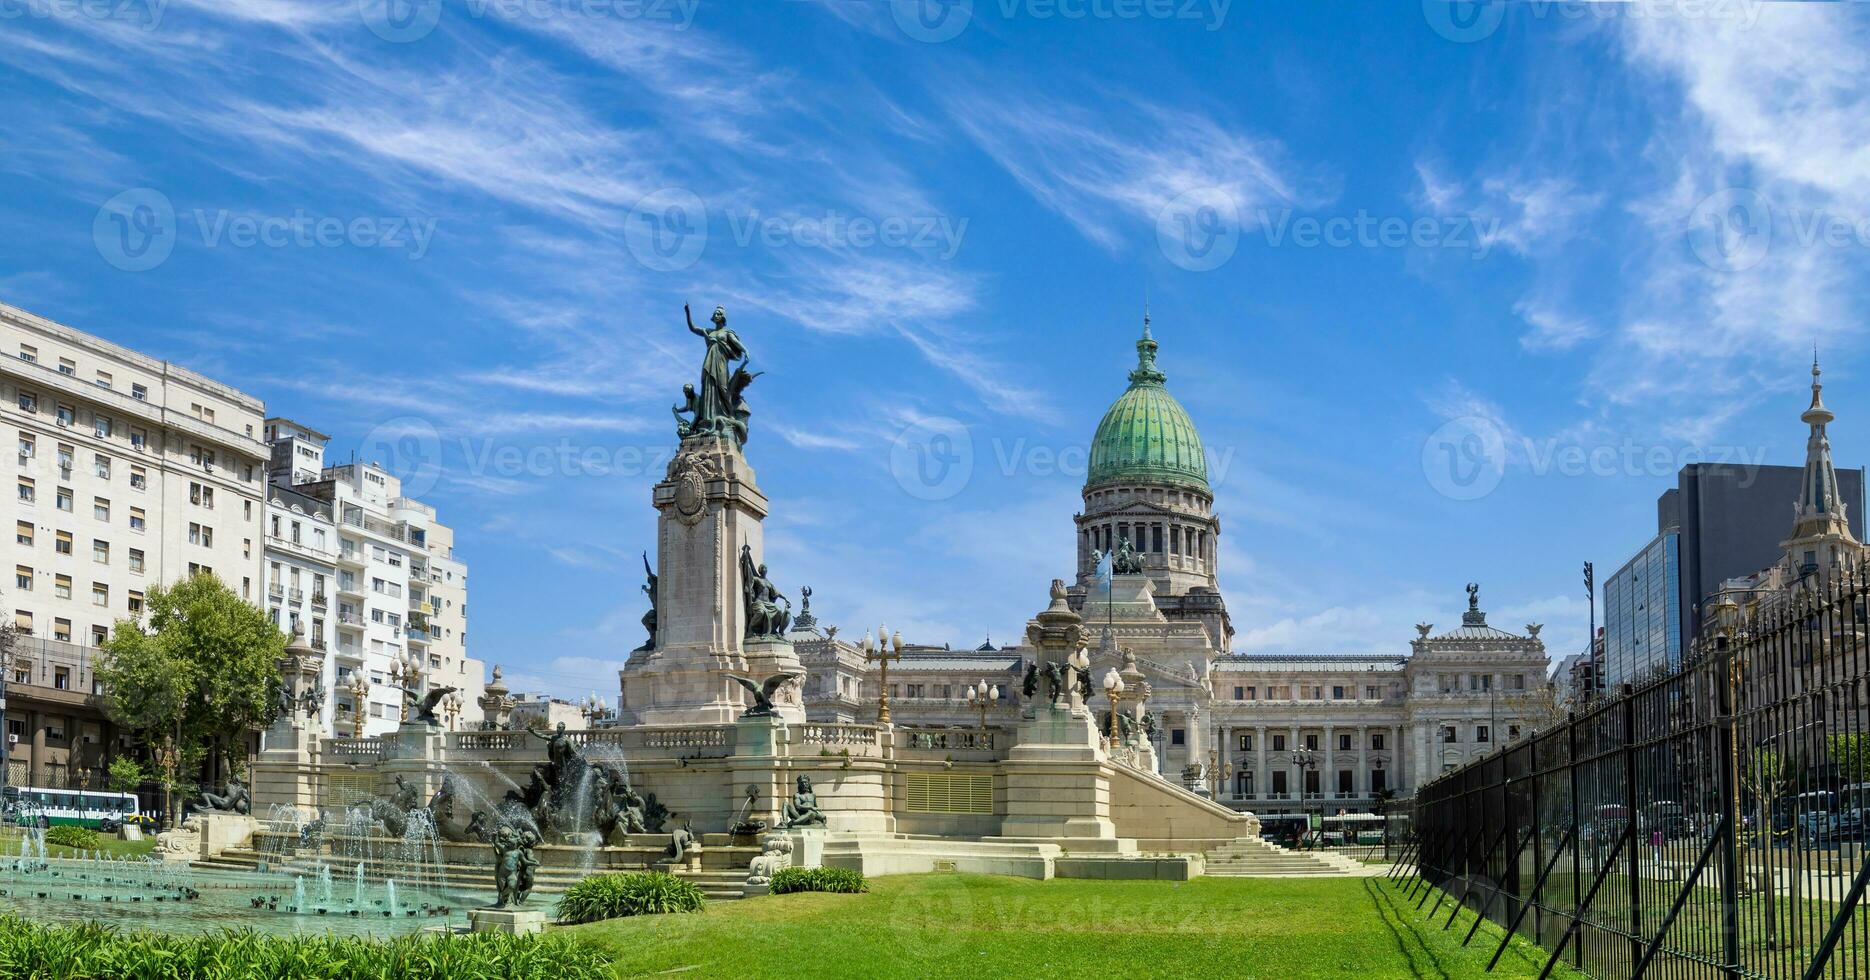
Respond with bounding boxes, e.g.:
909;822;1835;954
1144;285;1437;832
288;588;305;603
336;579;364;598
337;611;364;630
336;546;364;569
310;591;328;609
268;583;285;600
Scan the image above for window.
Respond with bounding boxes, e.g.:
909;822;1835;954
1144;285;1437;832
17;477;33;503
129;507;145;531
55;444;72;476
190;483;214;508
1237;732;1252;751
1304;734;1319;751
1477;725;1491;744
13;611;31;635
1338;770;1353;795
128;548;144;573
1233;686;1244;700
129;466;145;490
89;626;106;648
55;487;71;512
1244;686;1256;700
1509;674;1525;691
57;357;75;376
129;429;145;450
15;521;31;546
1442;726;1458;744
54;575;72;599
91;583;107;607
1333;685;1346;699
94;371;112;390
14;565;31;591
54;531;71;555
18;345;36;363
1272;734;1287;751
54;667;69;690
16;433;32;459
128;590;143;615
93;415;111;439
93;497;109;521
1508;724;1522;741
188;522;212;546
92;539;108;564
1372;733;1386;751
93;454;110;479
55;404;73;426
1271;771;1289;795
1371;770;1388;795
16;390;36;413
1171;728;1186;746
130;383;147;401
1338;733;1352;751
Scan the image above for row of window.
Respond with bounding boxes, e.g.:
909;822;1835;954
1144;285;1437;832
1435;672;1529;693
12;568;142;611
1233;768;1391;797
13;386;257;482
1439;723;1522;744
19;344;149;401
1226;731;1390;753
1230;684;1394;702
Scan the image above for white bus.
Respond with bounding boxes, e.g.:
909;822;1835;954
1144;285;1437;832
1;786;141;829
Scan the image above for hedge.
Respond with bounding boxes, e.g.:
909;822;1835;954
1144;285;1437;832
769;867;867;895
555;872;705;925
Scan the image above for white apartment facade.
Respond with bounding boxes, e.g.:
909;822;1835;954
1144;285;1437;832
1;302;269;646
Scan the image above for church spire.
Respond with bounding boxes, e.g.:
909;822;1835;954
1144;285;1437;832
1127;311;1166;388
1784;352;1860;574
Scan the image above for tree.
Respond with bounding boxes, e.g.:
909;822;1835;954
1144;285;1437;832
1831;734;1870;784
95;574;285;828
106;756;144;794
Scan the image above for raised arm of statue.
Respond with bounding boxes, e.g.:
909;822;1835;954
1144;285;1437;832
685;303;703;338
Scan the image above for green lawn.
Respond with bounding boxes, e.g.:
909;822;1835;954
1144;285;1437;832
566;874;1581;979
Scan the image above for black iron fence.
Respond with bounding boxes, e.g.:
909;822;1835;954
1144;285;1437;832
1405;565;1870;979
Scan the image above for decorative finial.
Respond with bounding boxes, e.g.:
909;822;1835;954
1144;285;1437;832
1805;350;1834;426
1128;315;1166;387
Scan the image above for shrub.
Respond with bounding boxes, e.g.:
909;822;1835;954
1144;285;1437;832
0;915;612;979
556;872;705;924
769;867;867;895
43;826;100;849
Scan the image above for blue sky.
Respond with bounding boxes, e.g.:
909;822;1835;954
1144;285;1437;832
3;0;1867;697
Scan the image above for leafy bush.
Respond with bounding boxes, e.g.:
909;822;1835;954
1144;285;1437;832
43;826;100;849
556;872;705;924
0;915;612;979
769;867;867;895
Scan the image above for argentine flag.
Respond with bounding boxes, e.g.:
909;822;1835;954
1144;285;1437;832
1095;550;1114;596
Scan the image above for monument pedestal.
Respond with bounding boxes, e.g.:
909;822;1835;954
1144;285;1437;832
469;907;547;936
622;434;807;725
376;721;448;803
994;704;1123;846
193;813;257;861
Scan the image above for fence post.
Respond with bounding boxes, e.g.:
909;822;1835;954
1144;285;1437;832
1622;684;1642;969
1715;640;1742;977
1530;737;1543;949
1567;711;1582;971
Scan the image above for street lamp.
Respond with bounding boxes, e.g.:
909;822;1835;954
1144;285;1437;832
862;625;904;725
1101;669;1126;741
965;679;999;729
1293;746;1320;847
443;691;464;730
582;692;612;728
347;674;370;735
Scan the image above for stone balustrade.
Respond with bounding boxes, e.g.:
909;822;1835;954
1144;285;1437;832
324;737;383;762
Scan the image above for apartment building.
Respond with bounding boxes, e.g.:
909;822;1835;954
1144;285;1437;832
0;302;268;786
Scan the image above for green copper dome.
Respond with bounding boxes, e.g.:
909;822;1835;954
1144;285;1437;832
1086;320;1209;493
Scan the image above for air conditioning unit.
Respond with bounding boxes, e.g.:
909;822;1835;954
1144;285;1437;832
6;734;17;745
54;418;68;427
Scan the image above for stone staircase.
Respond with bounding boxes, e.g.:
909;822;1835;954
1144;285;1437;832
1202;838;1366;877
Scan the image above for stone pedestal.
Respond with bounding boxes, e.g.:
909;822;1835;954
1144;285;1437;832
785;827;827;870
469;907;547;936
996;705;1122;844
622;434;806;725
376;721;448;804
193;813;257;860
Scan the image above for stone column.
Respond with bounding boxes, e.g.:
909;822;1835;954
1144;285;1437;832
1394;724;1405;794
1323;724;1335;802
1289;725;1300;802
29;712;45;788
1255;725;1266;801
1358;725;1369;797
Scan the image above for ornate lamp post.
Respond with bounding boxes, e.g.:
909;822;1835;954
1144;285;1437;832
443;691;464;730
1294;746;1320;847
390;652;424;721
1101;669;1126;740
862;625;904;725
966;679;1000;729
347;674;370;735
582;692;613;728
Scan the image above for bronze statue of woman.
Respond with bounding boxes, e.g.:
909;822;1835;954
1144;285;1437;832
685;304;748;439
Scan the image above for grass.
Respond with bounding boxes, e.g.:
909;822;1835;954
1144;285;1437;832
565;873;1580;979
0;826;156;861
